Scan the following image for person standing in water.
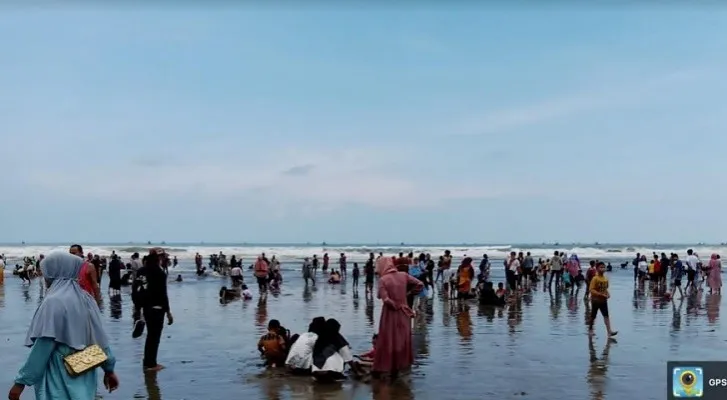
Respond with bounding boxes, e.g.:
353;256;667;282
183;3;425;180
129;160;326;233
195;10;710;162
312;255;319;276
339;253;347;278
352;263;360;289
323;253;329;272
588;262;617;337
70;244;101;305
364;255;375;295
373;256;423;380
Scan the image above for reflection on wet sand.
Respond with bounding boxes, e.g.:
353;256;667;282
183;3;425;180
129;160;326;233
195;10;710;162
1;270;727;399
110;294;123;320
706;293;721;323
587;336;613;400
144;371;162;400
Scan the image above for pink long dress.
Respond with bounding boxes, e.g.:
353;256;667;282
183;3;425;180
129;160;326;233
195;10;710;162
373;263;423;374
708;255;722;291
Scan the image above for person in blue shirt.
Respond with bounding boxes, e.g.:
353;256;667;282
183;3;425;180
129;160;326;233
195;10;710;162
670;254;685;300
8;251;118;400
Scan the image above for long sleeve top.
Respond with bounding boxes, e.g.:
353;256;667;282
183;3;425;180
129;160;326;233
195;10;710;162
15;337;115;400
132;265;170;312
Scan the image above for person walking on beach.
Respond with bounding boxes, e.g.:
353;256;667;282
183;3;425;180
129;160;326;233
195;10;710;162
685;249;700;293
302;257;314;287
69;244;101;305
373;256;423;380
312;255;319;275
254;255;269;294
548;251;563;290
588;261;617;338
506;251;519;292
133;249;174;372
670;254;685;299
8;251;119;400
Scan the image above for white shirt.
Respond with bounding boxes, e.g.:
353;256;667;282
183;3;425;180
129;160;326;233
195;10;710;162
508;258;521;275
130;259;143;271
638;260;648;272
285;332;318;370
686;255;700;271
311;345;353;374
230;267;242;277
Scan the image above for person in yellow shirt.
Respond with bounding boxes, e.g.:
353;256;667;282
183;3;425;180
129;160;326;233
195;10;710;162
588;261;618;337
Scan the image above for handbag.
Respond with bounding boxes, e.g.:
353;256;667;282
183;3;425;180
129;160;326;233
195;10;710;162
62;317;108;377
63;344;108;377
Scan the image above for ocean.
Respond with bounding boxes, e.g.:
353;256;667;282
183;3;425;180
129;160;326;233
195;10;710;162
1;242;724;265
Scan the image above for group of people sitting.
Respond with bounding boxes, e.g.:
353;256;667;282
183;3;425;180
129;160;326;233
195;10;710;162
257;317;375;382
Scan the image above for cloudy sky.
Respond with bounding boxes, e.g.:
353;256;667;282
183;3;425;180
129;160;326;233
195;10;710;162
2;6;726;244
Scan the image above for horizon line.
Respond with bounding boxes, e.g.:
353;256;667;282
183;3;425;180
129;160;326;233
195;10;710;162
0;241;723;247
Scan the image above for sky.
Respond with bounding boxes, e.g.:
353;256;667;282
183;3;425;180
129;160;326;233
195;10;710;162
2;5;727;244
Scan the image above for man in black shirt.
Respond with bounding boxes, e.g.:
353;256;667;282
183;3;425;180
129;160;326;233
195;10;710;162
364;253;375;295
132;248;174;371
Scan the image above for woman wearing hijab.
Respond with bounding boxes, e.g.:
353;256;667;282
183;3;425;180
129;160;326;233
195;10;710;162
285;317;326;375
373;256;423;380
708;254;722;294
8;251;118;400
457;257;475;299
311;319;356;382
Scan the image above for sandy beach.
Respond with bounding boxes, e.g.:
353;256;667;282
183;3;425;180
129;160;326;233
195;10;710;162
1;261;725;400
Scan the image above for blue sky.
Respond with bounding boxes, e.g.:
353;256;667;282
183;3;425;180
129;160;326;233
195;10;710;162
2;6;727;244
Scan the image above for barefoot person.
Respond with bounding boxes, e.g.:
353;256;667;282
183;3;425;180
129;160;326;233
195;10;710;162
588;261;617;337
134;248;174;372
7;251;119;400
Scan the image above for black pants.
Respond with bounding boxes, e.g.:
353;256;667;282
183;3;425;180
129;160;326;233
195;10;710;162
589;300;609;329
506;270;516;290
143;307;165;368
548;270;562;288
352;275;359;287
256;276;268;292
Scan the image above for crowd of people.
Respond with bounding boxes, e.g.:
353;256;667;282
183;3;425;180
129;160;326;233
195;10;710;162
2;245;723;399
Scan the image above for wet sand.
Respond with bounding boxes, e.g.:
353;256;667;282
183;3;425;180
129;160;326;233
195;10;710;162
1;265;725;399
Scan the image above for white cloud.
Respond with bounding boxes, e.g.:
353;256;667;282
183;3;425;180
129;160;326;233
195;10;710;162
19;145;513;210
458;66;716;136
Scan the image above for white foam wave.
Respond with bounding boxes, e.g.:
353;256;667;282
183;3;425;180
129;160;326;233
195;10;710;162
0;244;723;263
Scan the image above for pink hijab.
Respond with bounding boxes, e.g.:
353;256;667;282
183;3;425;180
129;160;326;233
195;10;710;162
709;254;720;269
375;256;396;277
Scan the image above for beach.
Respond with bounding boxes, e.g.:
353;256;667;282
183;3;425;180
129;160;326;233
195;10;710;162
1;253;726;400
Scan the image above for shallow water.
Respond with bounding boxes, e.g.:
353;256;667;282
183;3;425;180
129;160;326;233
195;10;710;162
1;265;725;399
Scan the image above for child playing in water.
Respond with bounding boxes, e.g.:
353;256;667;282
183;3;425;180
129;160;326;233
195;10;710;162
351;333;377;379
241;284;253;300
495;282;506;299
258;319;287;367
352;263;360;288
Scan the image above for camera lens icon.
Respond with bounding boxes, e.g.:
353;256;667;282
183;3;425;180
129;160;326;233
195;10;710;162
672;367;703;398
681;371;696;388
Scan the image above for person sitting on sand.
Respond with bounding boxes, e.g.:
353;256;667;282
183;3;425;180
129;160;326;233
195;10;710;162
286;317;326;375
219;285;240;301
355;333;377;364
478;281;506;306
328;270;341;284
258;319;287;367
311;318;360;382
